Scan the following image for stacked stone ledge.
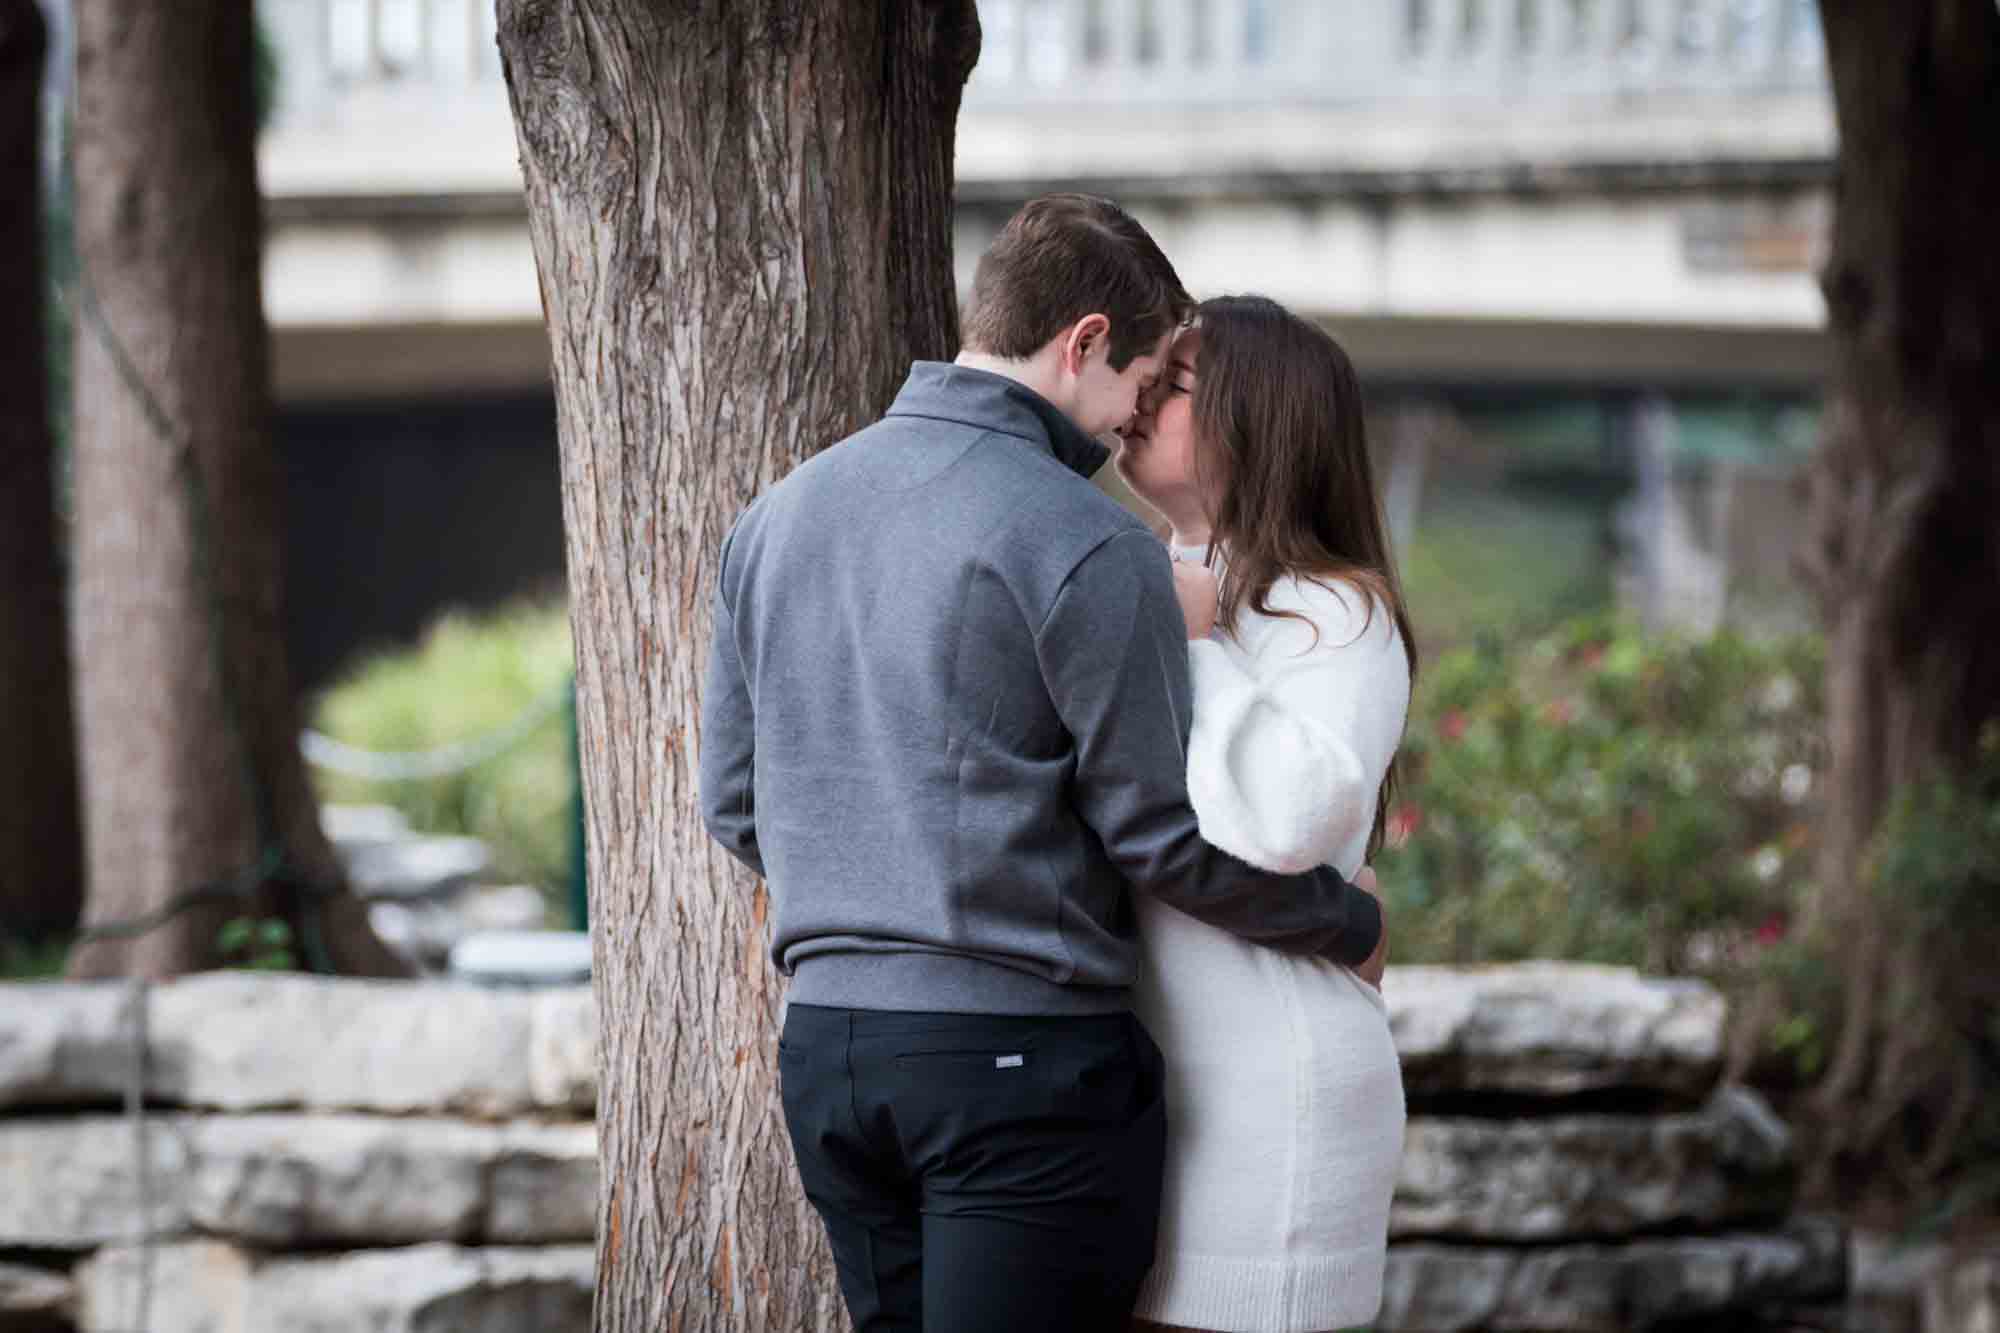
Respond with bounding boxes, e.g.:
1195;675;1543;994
1378;965;1844;1331
0;964;1846;1332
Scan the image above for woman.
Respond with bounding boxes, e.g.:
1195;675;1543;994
1116;295;1416;1333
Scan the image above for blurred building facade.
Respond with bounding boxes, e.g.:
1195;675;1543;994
52;0;1844;679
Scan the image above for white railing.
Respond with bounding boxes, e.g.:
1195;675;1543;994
269;0;500;85
965;0;1828;102
258;0;1826;123
257;0;502;125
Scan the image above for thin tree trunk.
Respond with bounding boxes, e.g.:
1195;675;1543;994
65;0;405;980
495;3;978;1327
0;0;83;945
1804;1;2000;1127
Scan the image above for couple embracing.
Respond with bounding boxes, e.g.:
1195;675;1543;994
699;193;1414;1333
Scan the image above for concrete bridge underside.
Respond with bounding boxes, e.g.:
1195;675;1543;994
268;170;1830;405
247;0;1836;404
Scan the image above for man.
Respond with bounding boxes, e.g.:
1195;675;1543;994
698;194;1384;1332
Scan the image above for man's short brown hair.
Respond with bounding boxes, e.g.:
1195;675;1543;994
961;194;1192;371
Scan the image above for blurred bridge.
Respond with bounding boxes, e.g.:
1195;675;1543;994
246;0;1836;403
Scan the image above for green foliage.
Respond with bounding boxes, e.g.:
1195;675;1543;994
1861;724;2000;1209
1377;614;1825;978
0;935;71;980
311;601;576;915
1398;492;1614;653
1870;725;2000;939
217;916;296;971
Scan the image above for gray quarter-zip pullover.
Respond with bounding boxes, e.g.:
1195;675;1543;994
698;362;1381;1015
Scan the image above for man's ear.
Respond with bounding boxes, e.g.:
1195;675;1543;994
1062;314;1112;376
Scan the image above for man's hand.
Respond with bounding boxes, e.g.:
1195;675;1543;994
1171;562;1219;640
1351;864;1387;988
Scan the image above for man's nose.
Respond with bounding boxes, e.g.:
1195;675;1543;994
1119;397;1154;438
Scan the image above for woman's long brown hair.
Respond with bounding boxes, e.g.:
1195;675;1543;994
1189;295;1419;860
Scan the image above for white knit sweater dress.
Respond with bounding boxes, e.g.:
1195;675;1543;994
1132;544;1411;1333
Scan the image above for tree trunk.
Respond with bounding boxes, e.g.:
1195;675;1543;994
1804;1;2000;1142
0;0;83;946
495;3;978;1327
65;0;405;980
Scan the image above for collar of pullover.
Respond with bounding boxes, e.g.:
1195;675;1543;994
886;361;1110;479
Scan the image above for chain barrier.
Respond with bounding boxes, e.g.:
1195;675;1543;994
299;680;570;781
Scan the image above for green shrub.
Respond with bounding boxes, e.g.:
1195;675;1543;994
217;916;298;971
0;935;70;980
310;601;576;915
1378;614;1825;979
1853;723;2000;1207
1398;491;1613;654
1871;724;2000;942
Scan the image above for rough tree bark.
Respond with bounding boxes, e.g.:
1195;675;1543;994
495;3;978;1327
0;0;83;944
65;0;405;979
1803;0;2000;1161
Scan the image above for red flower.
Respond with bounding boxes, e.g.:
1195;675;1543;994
1577;644;1608;670
1438;710;1468;742
1388;803;1424;846
1754;913;1790;947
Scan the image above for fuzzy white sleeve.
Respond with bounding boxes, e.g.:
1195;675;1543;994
1185;579;1411;875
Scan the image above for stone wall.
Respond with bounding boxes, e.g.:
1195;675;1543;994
0;964;1854;1332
